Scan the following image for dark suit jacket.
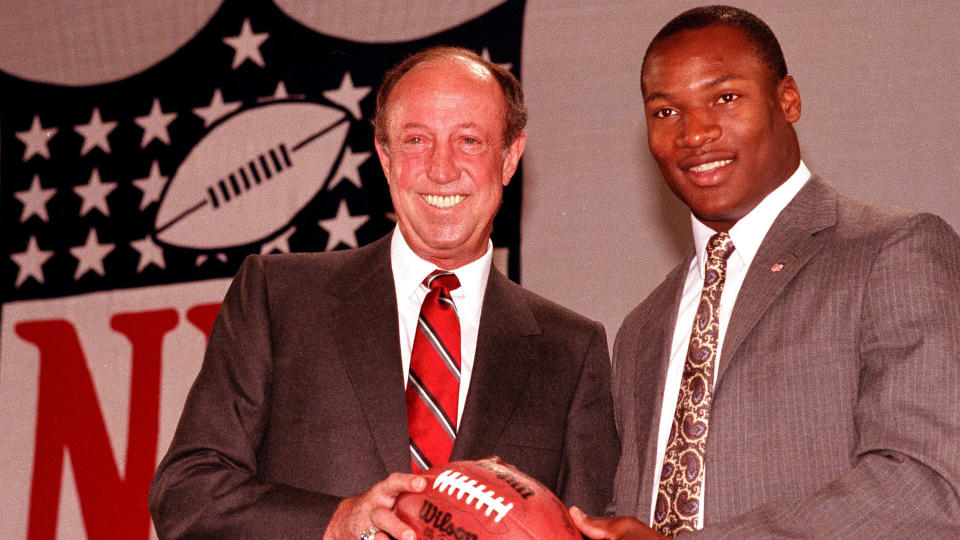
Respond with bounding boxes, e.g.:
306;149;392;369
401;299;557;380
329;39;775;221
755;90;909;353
610;177;960;537
149;233;619;539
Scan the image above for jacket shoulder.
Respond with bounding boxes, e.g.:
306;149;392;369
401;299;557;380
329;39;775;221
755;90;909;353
619;259;687;334
833;194;956;241
500;273;604;334
232;235;391;301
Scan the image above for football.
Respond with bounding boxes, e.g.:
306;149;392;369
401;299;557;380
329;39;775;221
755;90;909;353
394;457;580;539
155;100;350;250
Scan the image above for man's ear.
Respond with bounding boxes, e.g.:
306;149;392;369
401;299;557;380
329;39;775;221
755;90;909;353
778;75;802;123
374;137;391;180
500;130;526;187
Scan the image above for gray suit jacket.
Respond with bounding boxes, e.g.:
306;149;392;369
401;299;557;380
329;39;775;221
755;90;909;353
610;177;960;537
149;234;619;538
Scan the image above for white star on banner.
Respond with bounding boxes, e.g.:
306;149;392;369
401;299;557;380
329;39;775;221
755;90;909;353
223;18;268;69
266;80;304;102
135;98;177;147
131;236;166;272
318;199;369;251
74;168;116;217
260;227;296;254
194;88;242;127
328;146;371;189
133;161;168;210
15;175;57;222
11;236;54;287
70;228;115;280
75;107;118;155
273;81;289;99
481;48;513;71
195;253;229;266
16;115;58;161
323;72;370;119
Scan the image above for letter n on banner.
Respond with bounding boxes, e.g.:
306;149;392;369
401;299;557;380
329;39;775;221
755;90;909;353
0;280;229;539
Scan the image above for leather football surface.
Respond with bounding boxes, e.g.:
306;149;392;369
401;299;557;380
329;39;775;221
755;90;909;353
394;457;580;539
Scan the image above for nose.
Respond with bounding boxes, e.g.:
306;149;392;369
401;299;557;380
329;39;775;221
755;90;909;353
426;142;460;183
677;109;721;148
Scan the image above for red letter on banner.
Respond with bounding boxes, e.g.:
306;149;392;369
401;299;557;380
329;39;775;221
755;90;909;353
186;302;221;340
15;309;178;540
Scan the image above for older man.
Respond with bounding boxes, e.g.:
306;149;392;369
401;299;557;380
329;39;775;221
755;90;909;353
572;5;960;539
149;47;618;540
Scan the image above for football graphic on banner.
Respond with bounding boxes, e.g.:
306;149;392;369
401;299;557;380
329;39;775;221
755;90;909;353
156;101;350;249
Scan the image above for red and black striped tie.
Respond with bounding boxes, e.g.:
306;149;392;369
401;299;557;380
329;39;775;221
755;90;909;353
407;270;461;472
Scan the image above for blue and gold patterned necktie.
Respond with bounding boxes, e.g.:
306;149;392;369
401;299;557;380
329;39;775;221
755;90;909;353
654;232;735;535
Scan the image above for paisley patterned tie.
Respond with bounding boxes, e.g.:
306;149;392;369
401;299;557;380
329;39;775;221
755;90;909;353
654;232;735;535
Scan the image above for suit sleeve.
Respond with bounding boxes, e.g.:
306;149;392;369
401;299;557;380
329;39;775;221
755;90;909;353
149;255;341;539
693;214;960;538
557;321;621;515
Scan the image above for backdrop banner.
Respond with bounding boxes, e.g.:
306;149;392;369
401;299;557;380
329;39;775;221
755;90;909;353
0;0;525;537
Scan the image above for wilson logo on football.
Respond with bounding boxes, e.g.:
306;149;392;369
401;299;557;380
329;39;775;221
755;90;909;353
433;470;515;523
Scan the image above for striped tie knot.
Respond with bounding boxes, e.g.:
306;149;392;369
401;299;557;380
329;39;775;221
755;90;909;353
425;270;461;290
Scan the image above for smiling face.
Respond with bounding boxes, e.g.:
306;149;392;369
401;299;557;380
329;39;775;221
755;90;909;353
642;24;801;232
375;56;525;269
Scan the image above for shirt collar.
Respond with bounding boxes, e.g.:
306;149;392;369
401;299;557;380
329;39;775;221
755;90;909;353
691;160;811;277
390;226;493;302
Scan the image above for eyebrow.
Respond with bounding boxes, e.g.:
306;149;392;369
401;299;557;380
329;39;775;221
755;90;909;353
398;122;428;131
400;122;477;129
643;73;746;103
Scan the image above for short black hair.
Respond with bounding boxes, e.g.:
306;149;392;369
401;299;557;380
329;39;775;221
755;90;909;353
643;5;788;86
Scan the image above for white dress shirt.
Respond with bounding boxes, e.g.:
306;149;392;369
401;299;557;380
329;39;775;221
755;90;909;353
390;228;492;426
649;161;812;526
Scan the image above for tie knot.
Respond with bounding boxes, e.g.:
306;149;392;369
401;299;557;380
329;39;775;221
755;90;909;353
706;232;735;261
424;270;461;292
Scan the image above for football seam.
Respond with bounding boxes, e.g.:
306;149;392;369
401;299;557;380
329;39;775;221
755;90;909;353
432;470;515;522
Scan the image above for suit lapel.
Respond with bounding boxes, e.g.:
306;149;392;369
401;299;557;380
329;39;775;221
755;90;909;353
716;177;838;382
636;260;689;498
451;268;540;461
329;235;410;473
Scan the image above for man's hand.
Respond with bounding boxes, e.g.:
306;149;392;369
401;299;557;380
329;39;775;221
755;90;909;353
569;506;670;540
323;473;426;540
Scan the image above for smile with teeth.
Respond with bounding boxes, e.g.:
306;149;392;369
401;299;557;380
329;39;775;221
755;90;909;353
688;159;732;173
423;194;465;208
